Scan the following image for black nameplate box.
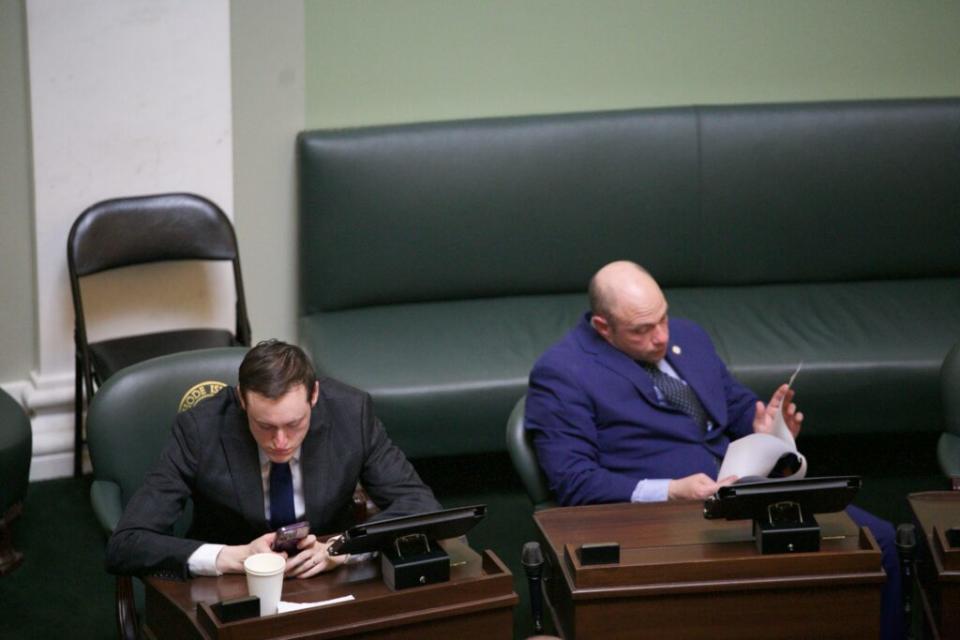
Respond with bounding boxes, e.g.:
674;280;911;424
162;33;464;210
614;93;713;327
579;542;620;565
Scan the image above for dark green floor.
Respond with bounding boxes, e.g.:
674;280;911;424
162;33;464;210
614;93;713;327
0;439;947;640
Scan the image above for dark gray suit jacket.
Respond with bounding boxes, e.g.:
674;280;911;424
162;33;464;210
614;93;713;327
106;378;441;578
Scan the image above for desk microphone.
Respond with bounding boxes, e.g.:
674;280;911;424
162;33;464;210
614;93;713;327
896;523;916;640
521;541;545;633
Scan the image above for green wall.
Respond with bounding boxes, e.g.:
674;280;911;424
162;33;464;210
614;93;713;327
0;0;37;382
305;0;960;128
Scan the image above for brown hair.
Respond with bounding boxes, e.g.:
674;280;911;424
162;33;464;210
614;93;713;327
238;340;317;400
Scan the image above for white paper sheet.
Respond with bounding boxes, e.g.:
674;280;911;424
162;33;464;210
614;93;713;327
717;362;807;481
277;594;355;613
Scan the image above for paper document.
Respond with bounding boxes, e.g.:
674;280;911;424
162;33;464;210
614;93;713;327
277;594;355;613
718;362;807;481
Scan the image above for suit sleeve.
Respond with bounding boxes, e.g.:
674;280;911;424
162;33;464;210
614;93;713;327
105;412;206;579
720;363;759;440
357;394;442;520
526;359;641;506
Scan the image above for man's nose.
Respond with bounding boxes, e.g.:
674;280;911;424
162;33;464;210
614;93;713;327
274;429;288;448
653;325;668;345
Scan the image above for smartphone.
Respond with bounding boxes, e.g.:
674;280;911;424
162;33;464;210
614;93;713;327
272;521;310;555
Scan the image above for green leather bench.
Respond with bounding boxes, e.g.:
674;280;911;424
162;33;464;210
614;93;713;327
297;98;960;459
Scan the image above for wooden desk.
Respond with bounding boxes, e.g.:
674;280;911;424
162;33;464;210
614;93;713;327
534;502;884;639
908;492;960;640
143;541;517;640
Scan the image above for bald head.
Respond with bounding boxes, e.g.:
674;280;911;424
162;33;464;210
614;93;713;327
589;261;670;363
589;261;663;322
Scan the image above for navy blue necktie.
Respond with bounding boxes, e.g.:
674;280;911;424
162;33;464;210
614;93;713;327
269;462;296;529
642;362;709;432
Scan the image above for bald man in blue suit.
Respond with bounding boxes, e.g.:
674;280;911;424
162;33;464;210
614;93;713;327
525;261;903;639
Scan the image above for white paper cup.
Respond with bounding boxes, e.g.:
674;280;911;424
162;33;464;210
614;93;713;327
244;553;285;616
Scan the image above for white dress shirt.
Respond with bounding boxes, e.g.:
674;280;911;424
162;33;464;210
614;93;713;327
187;448;305;576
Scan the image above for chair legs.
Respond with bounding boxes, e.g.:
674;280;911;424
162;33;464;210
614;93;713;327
74;354;85;477
116;575;139;640
0;502;24;576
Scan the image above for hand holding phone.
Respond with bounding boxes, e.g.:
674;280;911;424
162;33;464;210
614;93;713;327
272;521;310;555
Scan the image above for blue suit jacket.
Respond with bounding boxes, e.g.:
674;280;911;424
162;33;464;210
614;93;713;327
525;313;758;506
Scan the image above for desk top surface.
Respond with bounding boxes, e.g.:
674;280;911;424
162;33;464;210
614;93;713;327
145;540;516;640
534;501;882;593
909;491;960;578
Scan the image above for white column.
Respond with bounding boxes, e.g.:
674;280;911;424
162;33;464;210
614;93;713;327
25;0;234;479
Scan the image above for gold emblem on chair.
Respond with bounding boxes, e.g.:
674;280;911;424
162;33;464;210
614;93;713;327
178;381;228;413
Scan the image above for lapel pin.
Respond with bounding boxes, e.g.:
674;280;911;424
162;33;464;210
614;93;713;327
671;345;682;355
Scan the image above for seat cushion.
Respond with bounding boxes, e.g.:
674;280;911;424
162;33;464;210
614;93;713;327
668;278;960;437
302;278;960;457
89;328;239;382
301;294;587;457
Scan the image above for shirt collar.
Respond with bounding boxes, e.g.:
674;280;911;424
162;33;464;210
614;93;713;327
258;447;302;469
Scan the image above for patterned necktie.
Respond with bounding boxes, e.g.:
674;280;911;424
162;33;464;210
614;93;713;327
269;461;296;529
642;362;709;431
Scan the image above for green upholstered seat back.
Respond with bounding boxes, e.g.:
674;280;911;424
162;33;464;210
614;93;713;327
505;395;554;511
298;98;960;314
0;388;32;514
942;343;960;437
938;343;960;476
86;347;247;531
298;99;960;458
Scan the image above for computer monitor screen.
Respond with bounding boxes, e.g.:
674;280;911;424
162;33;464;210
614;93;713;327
328;505;486;556
704;476;860;521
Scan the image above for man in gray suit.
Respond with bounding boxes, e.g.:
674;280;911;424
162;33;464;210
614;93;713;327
106;340;441;580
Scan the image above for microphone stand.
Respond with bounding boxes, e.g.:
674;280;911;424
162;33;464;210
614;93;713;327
521;541;545;634
896;523;916;640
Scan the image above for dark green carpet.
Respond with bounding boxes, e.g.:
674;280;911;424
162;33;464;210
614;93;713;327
0;476;114;639
0;440;944;640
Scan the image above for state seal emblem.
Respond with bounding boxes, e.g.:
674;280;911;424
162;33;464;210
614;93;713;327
178;380;227;413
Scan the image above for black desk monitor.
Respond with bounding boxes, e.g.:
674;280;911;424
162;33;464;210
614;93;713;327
703;476;861;554
328;504;486;556
704;475;861;521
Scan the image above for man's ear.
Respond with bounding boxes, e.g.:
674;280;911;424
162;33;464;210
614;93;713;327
309;380;320;407
591;314;611;340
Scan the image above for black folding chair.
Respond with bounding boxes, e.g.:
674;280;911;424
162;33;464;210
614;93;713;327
67;192;251;477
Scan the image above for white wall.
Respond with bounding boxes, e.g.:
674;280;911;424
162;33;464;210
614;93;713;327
24;0;235;479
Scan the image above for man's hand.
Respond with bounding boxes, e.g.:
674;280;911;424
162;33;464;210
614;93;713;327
752;384;803;439
285;535;347;579
668;473;737;501
215;532;281;574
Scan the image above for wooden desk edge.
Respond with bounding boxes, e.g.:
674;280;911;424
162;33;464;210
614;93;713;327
183;548;517;640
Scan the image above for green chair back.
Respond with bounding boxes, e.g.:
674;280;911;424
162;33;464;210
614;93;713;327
938;342;960;477
86;346;248;534
506;395;555;511
0;388;31;516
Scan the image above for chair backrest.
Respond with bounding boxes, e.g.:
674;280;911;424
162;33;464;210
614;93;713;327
299;98;960;314
506;395;555;511
67;192;251;346
0;387;32;514
941;342;960;438
86;347;248;530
